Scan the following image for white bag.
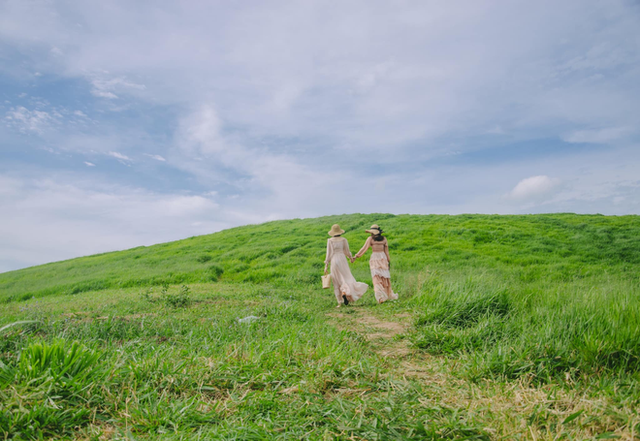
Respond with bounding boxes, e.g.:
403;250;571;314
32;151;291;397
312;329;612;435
321;273;331;289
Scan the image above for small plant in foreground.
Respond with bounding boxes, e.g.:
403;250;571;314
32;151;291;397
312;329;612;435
163;284;192;308
141;287;157;302
141;284;192;307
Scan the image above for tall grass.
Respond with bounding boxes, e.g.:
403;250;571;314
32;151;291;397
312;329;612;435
411;270;640;384
0;340;105;438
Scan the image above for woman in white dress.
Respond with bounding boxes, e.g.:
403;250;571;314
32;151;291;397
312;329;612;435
324;224;368;307
354;224;398;304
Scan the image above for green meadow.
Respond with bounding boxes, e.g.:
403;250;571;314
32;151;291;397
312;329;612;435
1;213;639;440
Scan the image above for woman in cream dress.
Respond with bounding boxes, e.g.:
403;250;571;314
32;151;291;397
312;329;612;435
324;224;368;307
354;224;398;304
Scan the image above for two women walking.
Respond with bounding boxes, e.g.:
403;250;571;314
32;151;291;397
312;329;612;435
324;223;397;307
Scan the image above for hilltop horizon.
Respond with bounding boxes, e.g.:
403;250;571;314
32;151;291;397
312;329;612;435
0;210;626;274
3;210;636;274
2;212;639;304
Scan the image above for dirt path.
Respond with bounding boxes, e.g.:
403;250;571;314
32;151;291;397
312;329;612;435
328;307;408;348
326;306;639;440
332;309;409;351
328;307;449;384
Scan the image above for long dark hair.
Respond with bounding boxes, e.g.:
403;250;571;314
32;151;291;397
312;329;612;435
372;228;385;242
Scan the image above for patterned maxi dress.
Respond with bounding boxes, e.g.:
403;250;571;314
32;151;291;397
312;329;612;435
355;236;398;303
325;237;368;304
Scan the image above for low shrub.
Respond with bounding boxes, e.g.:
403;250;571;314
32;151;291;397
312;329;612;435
163;284;192;308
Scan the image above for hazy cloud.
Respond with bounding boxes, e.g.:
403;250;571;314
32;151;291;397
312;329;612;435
506;176;562;202
89;74;146;100
107;151;131;161
0;174;229;272
563;127;633;144
4;106;56;134
144;154;166;162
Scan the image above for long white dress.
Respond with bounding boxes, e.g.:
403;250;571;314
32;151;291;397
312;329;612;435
325;237;368;304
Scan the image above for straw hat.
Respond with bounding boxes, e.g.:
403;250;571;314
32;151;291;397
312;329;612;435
365;224;381;235
328;224;345;236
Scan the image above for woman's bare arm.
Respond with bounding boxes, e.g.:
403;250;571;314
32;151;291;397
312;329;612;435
355;237;372;259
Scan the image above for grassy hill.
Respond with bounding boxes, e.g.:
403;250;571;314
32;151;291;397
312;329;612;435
1;213;640;439
2;213;639;301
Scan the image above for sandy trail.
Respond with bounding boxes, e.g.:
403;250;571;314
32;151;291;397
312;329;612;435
329;307;443;380
327;306;639;440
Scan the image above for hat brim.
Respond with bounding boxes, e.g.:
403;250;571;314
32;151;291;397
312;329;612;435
328;229;345;236
365;229;381;235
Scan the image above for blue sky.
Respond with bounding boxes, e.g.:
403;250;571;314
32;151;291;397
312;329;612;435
1;0;639;272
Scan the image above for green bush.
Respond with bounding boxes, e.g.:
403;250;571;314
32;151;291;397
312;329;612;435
162;284;192;308
208;263;224;281
196;254;213;263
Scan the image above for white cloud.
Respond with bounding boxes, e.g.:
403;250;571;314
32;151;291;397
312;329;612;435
1;0;637;151
0;176;22;195
177;105;226;156
506;175;562;202
107;151;131;161
563;127;632;144
613;196;625;205
89;74;146;100
84;161;96;167
4;106;56;134
172;105;344;216
144;154;166;162
485;125;505;135
91;90;118;99
0;175;228;272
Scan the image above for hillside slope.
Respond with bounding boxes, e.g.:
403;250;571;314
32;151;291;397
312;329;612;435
2;213;640;439
2;213;640;302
